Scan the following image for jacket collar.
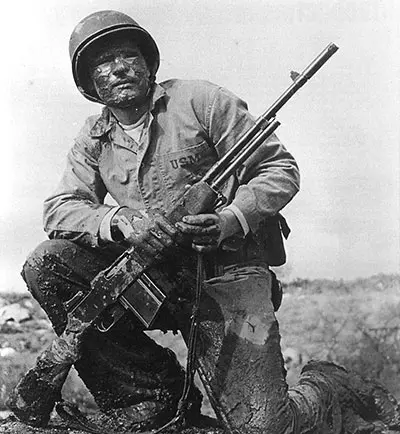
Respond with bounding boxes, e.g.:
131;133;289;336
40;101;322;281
89;83;166;138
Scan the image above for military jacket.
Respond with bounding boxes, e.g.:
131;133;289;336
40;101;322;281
44;79;300;249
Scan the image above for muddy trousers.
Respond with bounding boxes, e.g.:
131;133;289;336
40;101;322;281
21;239;357;433
20;239;200;430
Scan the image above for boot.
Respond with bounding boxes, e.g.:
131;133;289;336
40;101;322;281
6;346;71;427
7;317;85;427
297;361;400;433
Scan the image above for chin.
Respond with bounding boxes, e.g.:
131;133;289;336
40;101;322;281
109;91;148;109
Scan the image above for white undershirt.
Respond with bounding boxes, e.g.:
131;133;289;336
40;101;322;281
119;112;148;143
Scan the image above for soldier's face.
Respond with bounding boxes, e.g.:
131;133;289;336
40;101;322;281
88;38;151;108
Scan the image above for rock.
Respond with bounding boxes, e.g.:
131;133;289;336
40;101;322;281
0;321;22;334
21;299;34;310
0;303;31;325
0;347;17;358
283;347;303;368
35;319;52;330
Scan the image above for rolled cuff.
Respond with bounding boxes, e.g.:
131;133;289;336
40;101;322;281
99;207;121;242
223;203;250;236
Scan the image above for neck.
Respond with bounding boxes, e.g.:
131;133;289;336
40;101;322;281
109;102;149;125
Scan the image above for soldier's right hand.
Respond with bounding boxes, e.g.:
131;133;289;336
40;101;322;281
110;207;178;259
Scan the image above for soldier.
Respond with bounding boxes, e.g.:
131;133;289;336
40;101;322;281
8;10;400;434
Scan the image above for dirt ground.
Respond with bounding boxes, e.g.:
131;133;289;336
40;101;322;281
0;292;219;433
1;274;399;433
0;415;223;434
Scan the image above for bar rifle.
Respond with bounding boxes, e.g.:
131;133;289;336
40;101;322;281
68;42;339;333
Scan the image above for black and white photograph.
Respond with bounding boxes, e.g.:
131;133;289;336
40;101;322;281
0;1;399;433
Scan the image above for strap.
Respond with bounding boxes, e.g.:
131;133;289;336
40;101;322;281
153;251;204;433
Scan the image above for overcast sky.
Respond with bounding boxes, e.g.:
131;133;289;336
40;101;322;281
0;0;399;292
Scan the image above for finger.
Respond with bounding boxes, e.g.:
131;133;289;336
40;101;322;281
191;243;218;253
147;229;174;249
181;214;218;226
135;242;164;262
126;229;169;252
175;222;220;236
192;235;219;246
155;217;178;238
113;215;136;239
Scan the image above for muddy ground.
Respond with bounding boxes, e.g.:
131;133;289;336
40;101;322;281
0;415;223;434
0;274;399;433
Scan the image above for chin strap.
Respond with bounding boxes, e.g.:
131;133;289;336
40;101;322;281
153;251;204;433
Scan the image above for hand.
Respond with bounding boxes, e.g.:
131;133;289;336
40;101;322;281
175;210;242;253
111;207;177;259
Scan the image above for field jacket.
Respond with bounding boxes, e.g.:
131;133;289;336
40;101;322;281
44;79;300;259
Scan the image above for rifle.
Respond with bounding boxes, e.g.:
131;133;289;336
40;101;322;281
8;43;338;428
67;42;339;332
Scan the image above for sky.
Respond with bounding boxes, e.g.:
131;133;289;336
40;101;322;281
0;0;399;292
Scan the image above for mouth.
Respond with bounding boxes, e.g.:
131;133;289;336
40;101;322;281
112;79;136;88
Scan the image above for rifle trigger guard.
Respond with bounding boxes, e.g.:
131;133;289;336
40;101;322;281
95;303;126;333
96;316;118;333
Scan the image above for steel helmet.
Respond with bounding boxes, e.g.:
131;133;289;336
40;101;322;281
69;10;160;103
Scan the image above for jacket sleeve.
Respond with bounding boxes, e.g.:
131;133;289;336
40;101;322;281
207;86;300;233
43;122;114;247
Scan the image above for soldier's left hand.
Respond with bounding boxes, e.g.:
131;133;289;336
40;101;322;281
176;211;241;253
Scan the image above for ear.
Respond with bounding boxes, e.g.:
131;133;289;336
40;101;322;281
80;59;100;100
86;73;99;98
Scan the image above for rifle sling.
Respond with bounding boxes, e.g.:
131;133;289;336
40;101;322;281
153;251;204;433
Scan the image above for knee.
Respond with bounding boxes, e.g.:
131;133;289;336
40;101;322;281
22;239;76;284
22;240;73;281
25;239;76;264
22;240;81;335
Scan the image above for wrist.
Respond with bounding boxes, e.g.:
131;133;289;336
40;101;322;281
218;209;243;242
99;207;123;243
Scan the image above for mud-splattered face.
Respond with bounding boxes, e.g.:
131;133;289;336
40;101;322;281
88;38;151;108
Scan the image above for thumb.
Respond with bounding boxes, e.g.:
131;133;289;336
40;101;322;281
113;214;136;239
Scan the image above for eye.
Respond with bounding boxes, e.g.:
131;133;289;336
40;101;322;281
92;63;111;75
124;56;139;64
98;57;114;66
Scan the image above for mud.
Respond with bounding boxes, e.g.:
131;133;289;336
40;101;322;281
0;414;223;434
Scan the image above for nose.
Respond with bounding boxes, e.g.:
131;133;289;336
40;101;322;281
112;56;131;75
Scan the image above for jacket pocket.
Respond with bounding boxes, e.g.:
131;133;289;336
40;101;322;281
157;141;217;192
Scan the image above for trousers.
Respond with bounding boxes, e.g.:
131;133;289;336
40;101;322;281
22;239;347;433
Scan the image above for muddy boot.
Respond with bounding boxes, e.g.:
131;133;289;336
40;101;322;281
296;360;400;433
7;317;85;427
6;348;70;427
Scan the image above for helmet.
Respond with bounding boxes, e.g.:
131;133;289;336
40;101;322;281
69;10;160;103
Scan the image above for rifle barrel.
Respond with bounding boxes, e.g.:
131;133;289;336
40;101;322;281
201;119;265;184
211;119;280;189
260;43;338;120
202;43;338;187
